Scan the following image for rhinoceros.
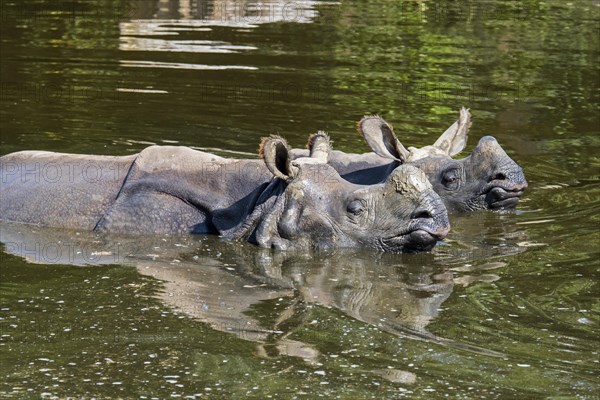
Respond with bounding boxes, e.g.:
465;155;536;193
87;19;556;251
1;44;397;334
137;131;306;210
295;109;528;212
0;133;450;252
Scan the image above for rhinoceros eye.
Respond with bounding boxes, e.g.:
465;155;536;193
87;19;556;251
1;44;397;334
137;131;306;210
442;169;460;190
347;199;366;216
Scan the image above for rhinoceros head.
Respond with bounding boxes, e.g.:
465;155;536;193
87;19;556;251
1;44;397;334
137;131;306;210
254;132;450;252
359;108;528;211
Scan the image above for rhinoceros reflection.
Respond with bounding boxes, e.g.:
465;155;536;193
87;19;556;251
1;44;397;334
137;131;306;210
228;248;511;357
0;222;525;360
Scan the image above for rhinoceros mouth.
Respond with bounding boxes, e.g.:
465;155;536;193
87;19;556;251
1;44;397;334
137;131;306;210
484;187;524;209
382;228;442;253
403;229;441;252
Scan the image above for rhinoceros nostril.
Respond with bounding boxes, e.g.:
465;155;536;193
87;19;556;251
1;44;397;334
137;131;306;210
412;209;433;220
490;172;506;182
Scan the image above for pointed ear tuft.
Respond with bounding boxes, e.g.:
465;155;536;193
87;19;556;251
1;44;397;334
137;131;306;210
358;116;410;162
306;130;332;149
432;107;471;156
307;131;332;162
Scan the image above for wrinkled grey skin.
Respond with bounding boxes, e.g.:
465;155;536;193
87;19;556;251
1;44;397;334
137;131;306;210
0;133;450;252
293;109;528;212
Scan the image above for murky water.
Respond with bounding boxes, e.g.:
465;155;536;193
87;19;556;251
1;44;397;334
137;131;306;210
1;0;599;398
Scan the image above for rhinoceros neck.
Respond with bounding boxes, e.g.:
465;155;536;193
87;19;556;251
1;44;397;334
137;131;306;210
332;152;398;185
96;146;274;235
292;149;397;184
129;146;271;204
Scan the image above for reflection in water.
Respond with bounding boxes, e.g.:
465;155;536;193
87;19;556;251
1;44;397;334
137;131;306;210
120;37;257;53
118;20;251;57
119;59;258;70
126;0;320;24
0;221;522;362
119;1;322;72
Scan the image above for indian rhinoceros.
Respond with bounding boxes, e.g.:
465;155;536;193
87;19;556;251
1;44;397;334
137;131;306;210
0;133;450;252
295;109;528;212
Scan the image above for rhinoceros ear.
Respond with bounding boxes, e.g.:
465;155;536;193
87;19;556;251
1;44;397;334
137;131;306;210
358;116;410;162
307;131;331;163
260;135;295;181
432;107;471;156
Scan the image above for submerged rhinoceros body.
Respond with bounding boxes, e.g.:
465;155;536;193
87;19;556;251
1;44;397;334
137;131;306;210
0;133;450;252
295;109;528;212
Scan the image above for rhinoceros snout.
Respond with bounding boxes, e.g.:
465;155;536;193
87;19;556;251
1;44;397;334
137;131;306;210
383;164;450;252
403;217;450;252
472;136;528;210
406;193;451;253
410;206;450;237
488;163;528;189
485;161;528;209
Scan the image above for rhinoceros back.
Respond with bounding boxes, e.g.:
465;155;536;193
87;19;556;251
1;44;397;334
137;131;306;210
0;151;135;229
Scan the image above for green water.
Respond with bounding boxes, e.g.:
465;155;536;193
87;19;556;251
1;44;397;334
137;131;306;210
0;0;598;398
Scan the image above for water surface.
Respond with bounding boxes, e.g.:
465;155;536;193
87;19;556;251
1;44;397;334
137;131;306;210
1;0;599;398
